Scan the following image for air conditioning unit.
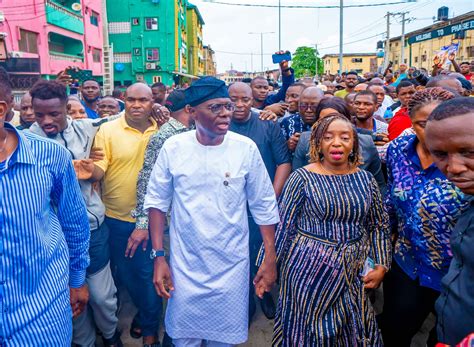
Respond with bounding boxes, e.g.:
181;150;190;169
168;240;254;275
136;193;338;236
145;62;156;70
9;51;23;58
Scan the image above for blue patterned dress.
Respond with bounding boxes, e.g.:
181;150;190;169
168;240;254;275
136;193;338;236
269;168;391;346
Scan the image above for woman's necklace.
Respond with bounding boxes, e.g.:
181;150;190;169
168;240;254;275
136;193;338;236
318;162;352;176
0;131;8;154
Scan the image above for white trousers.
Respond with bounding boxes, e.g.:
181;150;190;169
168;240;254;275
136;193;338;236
173;338;234;347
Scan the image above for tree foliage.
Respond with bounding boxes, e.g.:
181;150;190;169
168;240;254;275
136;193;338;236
291;46;324;78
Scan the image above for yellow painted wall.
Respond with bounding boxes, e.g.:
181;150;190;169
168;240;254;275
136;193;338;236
389;31;474;70
323;55;383;75
186;8;204;76
175;0;179;71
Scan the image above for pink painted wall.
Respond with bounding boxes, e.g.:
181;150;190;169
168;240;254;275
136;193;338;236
82;0;104;75
0;0;104;76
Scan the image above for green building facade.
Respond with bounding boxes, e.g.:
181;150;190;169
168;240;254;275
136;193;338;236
107;0;190;86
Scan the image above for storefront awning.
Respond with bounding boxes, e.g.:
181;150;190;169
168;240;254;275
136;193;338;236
172;71;199;80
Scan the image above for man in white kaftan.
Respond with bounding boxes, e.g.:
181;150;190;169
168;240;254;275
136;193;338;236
144;77;279;347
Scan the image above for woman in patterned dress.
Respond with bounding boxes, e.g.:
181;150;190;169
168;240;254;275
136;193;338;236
266;114;391;346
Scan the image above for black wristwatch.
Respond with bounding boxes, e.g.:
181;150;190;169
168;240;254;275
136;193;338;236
150;249;166;260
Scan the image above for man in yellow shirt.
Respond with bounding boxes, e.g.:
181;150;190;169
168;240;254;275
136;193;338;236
334;71;359;99
92;83;161;347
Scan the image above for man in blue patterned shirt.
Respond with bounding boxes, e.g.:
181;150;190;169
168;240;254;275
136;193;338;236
0;80;90;345
426;98;474;345
280;87;324;152
380;88;469;346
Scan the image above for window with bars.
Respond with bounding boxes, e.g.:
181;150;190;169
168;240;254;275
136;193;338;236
145;18;158;30
351;58;363;63
146;48;159;61
18;29;38;54
90;11;99;26
467;46;474;58
92;48;101;63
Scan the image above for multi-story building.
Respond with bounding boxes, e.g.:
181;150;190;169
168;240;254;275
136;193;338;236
0;0;104;93
107;0;193;86
203;44;216;76
217;69;280;84
388;10;474;70
321;53;383;75
186;3;204;77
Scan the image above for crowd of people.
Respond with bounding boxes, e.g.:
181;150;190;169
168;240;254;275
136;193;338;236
0;53;473;347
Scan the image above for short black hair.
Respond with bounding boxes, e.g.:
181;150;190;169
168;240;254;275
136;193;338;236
0;67;11;88
30;80;68;105
151;82;166;91
396;80;414;94
81;79;100;87
112;88;123;98
288;82;306;90
0;67;12;103
429;97;474;121
251;76;268;85
314;96;351;121
354;90;377;104
367;84;385;93
460;61;470;66
0;81;12;103
346;71;358;78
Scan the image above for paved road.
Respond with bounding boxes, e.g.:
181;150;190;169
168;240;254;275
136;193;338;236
102;288;432;346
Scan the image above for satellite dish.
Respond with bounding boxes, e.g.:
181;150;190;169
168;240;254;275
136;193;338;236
71;3;82;11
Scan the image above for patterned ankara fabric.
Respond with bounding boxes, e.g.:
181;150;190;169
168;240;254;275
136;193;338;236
143;130;279;344
279;113;312;141
132;118;189;230
385;135;469;291
261;169;391;346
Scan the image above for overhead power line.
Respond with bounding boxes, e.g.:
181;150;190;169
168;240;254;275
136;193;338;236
214;31;384;56
319;32;385;50
202;0;416;9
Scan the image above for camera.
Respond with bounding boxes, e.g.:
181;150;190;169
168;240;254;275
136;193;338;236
412;69;429;86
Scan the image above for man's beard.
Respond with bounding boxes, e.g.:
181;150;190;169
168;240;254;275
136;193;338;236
83;95;101;104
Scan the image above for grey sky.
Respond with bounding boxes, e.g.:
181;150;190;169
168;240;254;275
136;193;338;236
191;0;473;72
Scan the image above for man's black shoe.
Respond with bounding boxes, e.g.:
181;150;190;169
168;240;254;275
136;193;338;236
162;331;173;347
260;292;276;319
102;330;123;347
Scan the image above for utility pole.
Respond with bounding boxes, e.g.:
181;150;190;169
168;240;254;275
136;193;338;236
249;31;274;73
399;12;410;66
339;0;343;74
384;12;391;71
278;0;281;50
384;11;410;69
314;44;319;79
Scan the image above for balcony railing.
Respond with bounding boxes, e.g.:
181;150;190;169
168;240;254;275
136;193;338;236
46;0;83;20
49;51;84;62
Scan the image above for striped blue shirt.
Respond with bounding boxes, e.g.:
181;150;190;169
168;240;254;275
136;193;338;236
0;123;90;345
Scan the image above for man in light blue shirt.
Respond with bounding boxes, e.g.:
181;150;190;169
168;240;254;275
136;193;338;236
0;79;90;345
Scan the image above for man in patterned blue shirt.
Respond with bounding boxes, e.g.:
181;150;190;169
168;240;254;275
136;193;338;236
280;86;324;152
0;80;90;345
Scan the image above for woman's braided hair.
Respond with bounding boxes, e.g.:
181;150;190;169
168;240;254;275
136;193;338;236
408;87;455;118
309;113;361;167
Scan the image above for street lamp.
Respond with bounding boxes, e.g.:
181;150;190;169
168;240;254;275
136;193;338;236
249;31;275;73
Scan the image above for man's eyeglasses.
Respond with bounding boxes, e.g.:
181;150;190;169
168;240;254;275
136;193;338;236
299;103;318;111
207;103;236;114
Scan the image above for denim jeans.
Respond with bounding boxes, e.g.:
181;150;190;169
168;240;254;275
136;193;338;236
106;217;162;337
